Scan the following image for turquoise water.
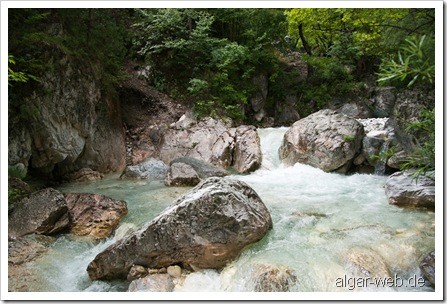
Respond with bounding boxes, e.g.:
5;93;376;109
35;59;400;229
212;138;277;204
27;127;435;292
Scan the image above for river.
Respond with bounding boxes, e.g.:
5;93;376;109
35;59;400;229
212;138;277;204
26;127;434;292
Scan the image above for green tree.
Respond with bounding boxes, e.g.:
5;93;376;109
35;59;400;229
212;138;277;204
132;8;287;121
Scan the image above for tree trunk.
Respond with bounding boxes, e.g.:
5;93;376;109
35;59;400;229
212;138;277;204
298;23;312;56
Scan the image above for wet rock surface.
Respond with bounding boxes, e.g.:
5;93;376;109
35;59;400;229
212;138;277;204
279;109;364;172
64;193;128;239
419;251;435;286
385;171;435;209
165;157;227;186
87;177;272;280
247;263;297;292
8;188;69;238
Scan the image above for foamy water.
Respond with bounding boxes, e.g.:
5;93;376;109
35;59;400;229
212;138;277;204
26;128;434;292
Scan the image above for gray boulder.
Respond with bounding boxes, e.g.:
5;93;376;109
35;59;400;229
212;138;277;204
9;188;69;238
120;157;168;179
385;171;435;209
64;193;128;239
279;109;364;172
158;118;235;169
233;126;262;174
419;251;435;286
87;177;272;280
128;274;175;292
165;162;200;187
165;157;227;187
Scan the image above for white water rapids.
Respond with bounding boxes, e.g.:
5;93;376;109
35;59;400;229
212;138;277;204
26;127;434;292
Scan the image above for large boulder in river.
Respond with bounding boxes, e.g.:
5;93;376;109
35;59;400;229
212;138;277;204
279;109;364;172
87;177;272;280
8;188;69;238
165;157;227;187
384;171;435;209
233;125;262;174
64;193;128;239
127;117;263;174
158;117;235;168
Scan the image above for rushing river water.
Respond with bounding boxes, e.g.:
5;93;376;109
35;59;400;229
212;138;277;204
27;127;434;292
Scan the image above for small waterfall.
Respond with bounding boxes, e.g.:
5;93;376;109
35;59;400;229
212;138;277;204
374;140;390;175
257;127;288;170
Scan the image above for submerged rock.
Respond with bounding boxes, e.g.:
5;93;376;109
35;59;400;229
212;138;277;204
64;193;128;239
87;177;272;281
279;109;364;172
419;251;435;286
8;188;69;238
384;171;435;209
345;247;391;280
247;263;297;292
64;168;104;182
8;234;56;292
165;157;227;186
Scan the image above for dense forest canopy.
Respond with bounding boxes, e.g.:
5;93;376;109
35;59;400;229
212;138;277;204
8;7;436;175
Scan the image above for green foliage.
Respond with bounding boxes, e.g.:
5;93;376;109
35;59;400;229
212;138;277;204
133;8;287;121
401;108;435;176
378;35;435;87
8;55;33;85
343;135;355;143
286;8;434;58
9;9;129;96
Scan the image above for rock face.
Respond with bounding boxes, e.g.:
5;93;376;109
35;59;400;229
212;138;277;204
247;264;297;292
279;109;364;172
419;251;435;286
355;117;414;173
158;118;235;168
384;171;435;209
8;56;126;179
64;193;128;239
165;157;227;187
87;177;272;281
127;117;263;174
371;87;396;117
8;188;69;238
120;158;168;180
233;126;262;174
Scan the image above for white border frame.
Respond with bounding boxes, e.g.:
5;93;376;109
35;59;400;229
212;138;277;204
1;1;443;301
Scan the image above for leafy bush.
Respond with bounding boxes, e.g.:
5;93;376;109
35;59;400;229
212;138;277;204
401;108;435;177
378;35;435;87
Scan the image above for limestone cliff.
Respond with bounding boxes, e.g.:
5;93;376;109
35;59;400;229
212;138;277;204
8;55;126;179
